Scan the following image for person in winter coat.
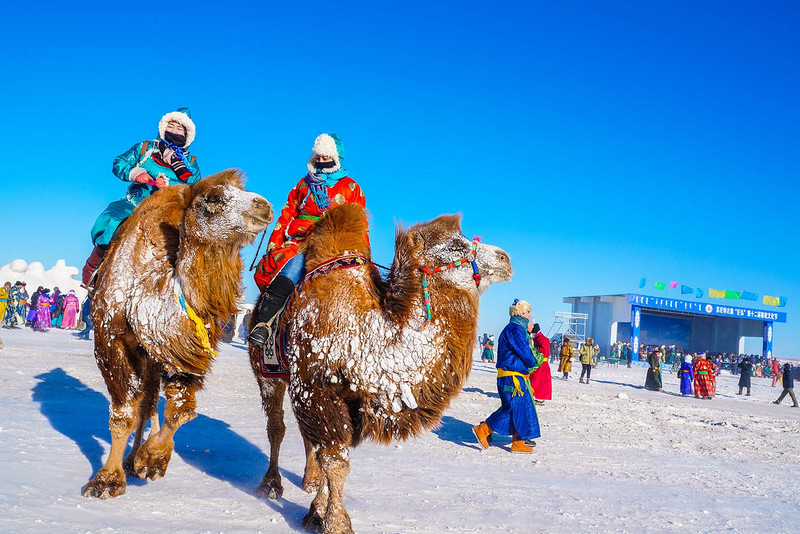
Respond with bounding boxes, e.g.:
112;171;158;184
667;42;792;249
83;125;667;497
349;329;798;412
61;290;81;329
558;337;573;379
645;347;663;391
771;359;781;387
49;288;63;327
529;324;552;404
249;133;368;347
26;286;43;327
737;357;753;396
481;335;495;363
773;363;798;407
0;282;10;325
578;337;596;383
693;352;715;399
4;282;24;327
82;108;202;289
679;355;694;396
76;297;92;340
35;289;52;331
472;299;540;454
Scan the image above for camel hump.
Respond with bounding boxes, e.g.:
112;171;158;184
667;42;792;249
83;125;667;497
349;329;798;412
302;204;370;266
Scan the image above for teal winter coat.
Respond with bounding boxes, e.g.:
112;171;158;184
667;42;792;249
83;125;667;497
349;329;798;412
91;141;201;246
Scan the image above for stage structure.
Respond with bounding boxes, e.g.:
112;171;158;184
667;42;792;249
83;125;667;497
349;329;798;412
548;311;588;347
562;293;787;358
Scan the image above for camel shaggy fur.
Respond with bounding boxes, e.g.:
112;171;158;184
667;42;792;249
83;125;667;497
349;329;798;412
82;169;273;499
249;204;511;533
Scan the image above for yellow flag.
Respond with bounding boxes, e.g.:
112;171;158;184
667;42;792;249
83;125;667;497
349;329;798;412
763;295;780;306
709;288;726;298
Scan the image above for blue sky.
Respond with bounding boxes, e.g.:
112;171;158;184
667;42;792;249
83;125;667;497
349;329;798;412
1;1;798;355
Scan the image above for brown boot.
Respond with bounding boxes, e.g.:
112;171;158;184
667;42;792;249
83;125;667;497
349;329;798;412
746;388;751;396
472;422;492;450
511;439;533;454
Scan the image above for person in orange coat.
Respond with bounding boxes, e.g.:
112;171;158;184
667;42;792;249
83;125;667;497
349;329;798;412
249;133;367;346
529;323;552;404
771;359;782;387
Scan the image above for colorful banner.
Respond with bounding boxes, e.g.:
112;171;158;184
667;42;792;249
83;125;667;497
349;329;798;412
779;296;787;307
639;277;646;289
654;281;667;290
740;291;759;301
669;281;679;289
696;288;704;299
681;284;694;295
709;288;725;298
725;290;741;300
627;293;786;323
763;295;780;306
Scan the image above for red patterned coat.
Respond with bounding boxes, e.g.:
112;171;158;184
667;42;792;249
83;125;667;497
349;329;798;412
529;332;552;400
254;175;367;291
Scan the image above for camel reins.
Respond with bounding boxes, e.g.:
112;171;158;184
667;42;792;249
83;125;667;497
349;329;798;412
420;236;481;329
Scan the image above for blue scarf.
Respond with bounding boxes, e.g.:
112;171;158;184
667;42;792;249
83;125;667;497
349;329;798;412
304;168;348;211
510;315;530;330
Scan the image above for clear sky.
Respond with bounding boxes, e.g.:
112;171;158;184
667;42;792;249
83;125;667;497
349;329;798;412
1;1;798;355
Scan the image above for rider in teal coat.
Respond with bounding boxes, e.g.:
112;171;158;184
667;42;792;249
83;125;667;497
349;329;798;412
83;108;201;287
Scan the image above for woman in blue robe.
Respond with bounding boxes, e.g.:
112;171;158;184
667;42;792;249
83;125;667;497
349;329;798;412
680;355;694;396
472;299;540;454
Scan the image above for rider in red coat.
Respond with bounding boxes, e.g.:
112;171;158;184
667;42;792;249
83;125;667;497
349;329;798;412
250;133;367;347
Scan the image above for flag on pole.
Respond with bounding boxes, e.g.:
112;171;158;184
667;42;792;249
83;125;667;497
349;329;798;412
669;281;679;289
654;281;667;290
681;284;693;295
725;290;741;300
763;295;780;306
696;288;704;299
740;291;758;301
639;277;646;289
779;296;787;307
709;288;725;298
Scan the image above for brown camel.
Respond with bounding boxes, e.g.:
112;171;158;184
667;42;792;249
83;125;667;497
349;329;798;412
82;169;273;499
249;203;512;533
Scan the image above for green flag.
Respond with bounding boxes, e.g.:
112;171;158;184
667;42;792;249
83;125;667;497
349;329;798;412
725;290;741;299
654;281;667;290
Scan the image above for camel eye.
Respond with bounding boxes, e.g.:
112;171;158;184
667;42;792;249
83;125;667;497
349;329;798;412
207;194;222;204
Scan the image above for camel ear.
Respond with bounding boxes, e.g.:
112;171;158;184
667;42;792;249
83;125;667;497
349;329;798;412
408;231;424;248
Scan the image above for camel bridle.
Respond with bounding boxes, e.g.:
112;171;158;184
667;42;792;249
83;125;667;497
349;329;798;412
420;236;482;329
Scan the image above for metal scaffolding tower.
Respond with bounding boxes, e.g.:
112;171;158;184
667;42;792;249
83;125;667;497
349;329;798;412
548;311;589;346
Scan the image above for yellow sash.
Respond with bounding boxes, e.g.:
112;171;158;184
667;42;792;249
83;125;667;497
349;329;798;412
497;369;528;397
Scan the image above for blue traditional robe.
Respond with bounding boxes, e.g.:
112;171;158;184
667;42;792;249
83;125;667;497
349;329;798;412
680;362;694;395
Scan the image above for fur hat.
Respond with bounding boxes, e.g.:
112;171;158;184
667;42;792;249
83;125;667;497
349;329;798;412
307;133;345;174
158;107;196;148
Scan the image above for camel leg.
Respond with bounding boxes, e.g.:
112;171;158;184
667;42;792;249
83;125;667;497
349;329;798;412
123;364;161;476
82;396;141;499
302;467;330;533
133;373;200;480
255;377;287;498
310;445;352;534
302;434;321;493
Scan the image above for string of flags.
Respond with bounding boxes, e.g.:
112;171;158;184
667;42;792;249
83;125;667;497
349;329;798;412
638;278;786;307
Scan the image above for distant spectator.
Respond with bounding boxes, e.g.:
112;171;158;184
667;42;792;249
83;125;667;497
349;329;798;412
578;337;596;384
773;363;798;407
737;357;753;396
0;282;11;325
35;289;52;332
558;337;573;379
76;297;92;340
679;355;694;396
61;290;81;329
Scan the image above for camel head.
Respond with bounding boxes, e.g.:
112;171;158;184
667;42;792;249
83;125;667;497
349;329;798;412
180;169;273;246
407;214;512;293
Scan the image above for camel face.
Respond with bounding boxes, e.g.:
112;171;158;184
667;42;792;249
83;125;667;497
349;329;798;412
182;183;273;244
412;214;512;291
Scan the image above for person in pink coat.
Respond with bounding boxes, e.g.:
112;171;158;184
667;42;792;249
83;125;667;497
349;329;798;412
61;290;81;329
35;290;52;331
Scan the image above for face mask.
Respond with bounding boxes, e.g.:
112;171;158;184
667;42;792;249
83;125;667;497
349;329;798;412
315;160;336;170
164;131;187;147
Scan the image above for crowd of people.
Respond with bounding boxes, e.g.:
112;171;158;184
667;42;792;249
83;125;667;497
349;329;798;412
1;281;92;339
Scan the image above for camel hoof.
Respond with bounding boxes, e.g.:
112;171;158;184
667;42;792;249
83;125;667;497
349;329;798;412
302;477;320;494
82;470;126;499
301;508;324;533
256;480;283;500
133;441;172;480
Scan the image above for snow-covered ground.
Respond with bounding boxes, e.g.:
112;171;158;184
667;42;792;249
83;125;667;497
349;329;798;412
1;326;798;534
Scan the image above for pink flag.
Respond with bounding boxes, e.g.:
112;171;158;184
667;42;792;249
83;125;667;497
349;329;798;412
669;281;679;289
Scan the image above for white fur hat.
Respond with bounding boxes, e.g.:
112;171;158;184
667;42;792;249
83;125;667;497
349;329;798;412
307;133;344;173
158;107;196;147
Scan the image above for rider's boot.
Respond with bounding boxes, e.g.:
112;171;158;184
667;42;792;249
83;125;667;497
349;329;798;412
248;276;295;347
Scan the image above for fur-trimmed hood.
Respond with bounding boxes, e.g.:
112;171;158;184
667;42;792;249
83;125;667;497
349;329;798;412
158;107;196;147
307;133;345;174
